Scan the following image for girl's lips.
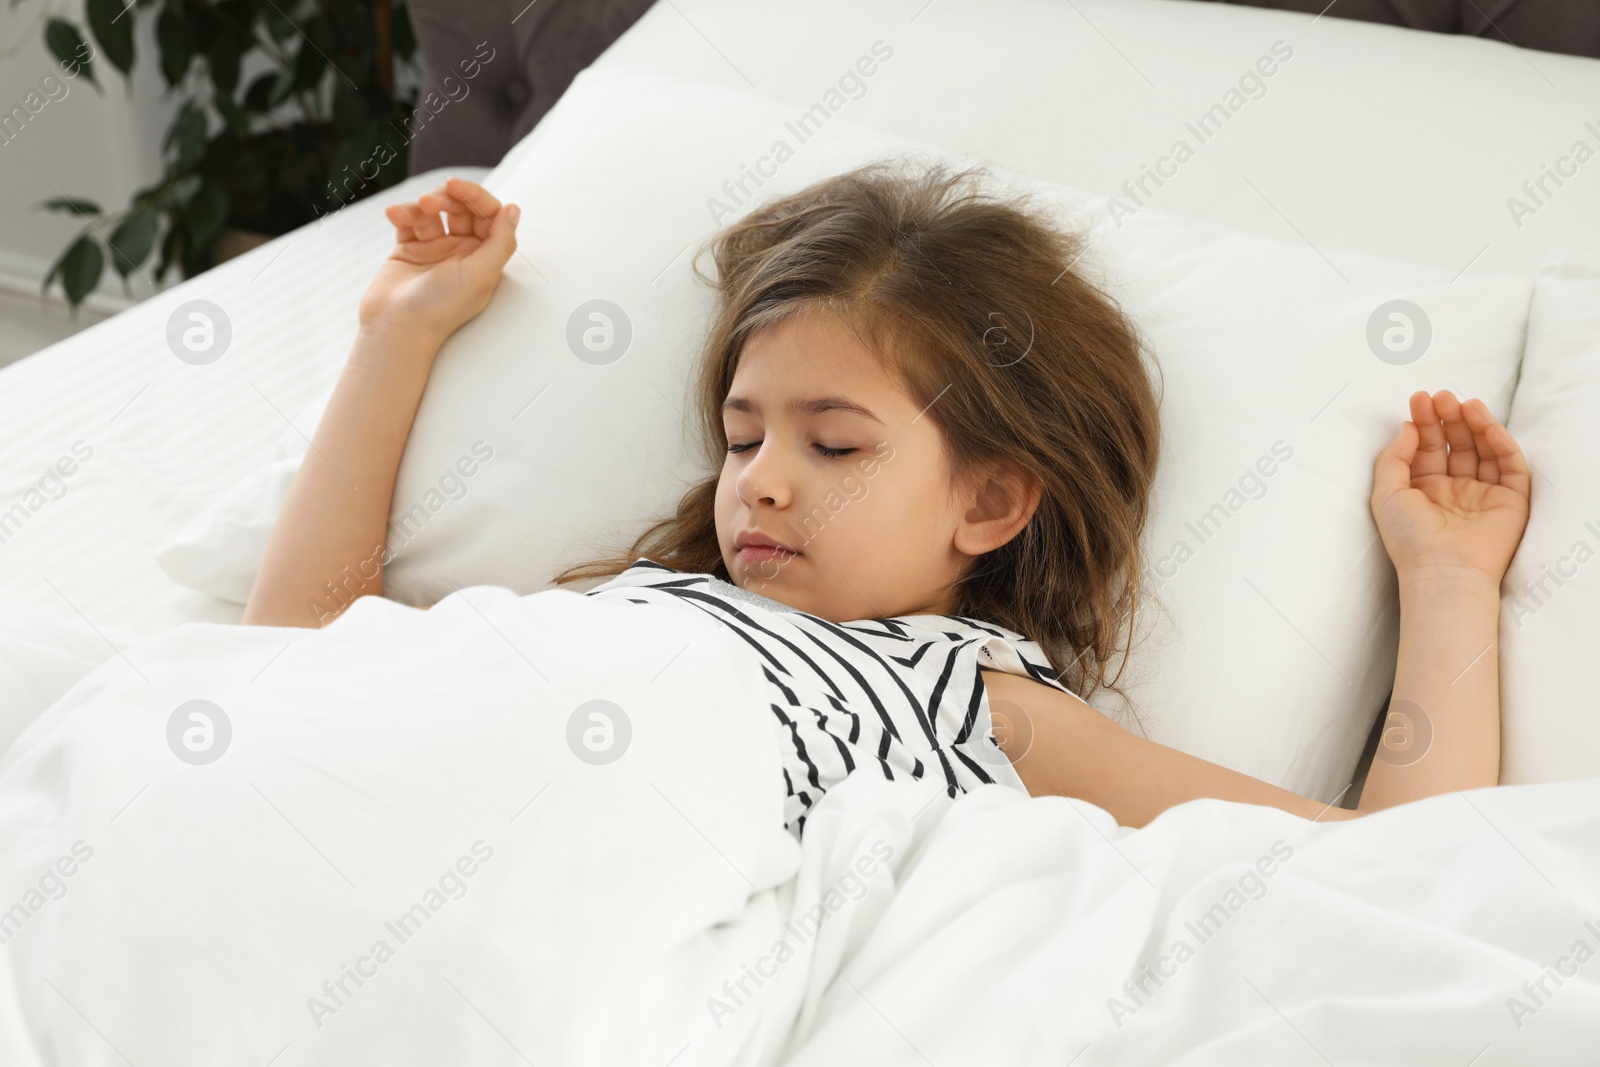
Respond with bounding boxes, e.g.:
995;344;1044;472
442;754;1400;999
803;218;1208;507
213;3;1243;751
737;545;800;564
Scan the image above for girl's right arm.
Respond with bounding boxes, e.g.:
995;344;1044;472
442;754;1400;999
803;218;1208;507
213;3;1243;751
242;176;521;628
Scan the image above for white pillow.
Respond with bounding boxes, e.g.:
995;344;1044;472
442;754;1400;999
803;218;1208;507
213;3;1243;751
155;61;1532;802
1499;247;1600;785
1082;214;1529;801
157;379;340;604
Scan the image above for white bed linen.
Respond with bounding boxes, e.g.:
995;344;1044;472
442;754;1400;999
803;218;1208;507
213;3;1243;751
775;774;1600;1066
1;586;1596;1064
0;604;136;758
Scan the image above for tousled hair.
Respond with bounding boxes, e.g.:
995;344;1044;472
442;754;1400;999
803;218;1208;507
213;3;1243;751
554;157;1162;705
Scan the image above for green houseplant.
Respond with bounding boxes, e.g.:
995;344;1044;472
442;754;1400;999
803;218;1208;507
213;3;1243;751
35;0;421;314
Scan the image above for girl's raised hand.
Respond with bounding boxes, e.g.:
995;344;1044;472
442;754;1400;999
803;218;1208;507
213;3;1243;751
1370;389;1531;587
359;175;521;341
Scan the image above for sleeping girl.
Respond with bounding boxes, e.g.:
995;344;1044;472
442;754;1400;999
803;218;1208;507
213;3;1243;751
242;165;1531;838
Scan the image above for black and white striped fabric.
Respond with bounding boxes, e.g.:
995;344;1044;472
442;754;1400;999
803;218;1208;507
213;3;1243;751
584;558;1073;838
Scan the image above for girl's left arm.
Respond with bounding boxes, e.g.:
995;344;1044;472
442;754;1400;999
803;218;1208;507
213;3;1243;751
982;389;1530;827
981;668;1363;826
1356;389;1530;810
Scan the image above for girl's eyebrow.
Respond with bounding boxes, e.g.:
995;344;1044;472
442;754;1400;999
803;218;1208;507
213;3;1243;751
722;394;884;424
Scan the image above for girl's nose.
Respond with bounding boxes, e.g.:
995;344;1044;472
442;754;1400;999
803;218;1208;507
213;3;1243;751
736;441;791;509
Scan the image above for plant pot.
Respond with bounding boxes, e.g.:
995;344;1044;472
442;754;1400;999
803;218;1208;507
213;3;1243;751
213;227;275;265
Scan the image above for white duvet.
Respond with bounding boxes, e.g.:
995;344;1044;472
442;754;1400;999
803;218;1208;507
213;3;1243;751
1;587;1597;1066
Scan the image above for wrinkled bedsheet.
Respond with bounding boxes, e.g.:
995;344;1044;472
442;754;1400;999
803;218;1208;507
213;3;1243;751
1;585;1596;1066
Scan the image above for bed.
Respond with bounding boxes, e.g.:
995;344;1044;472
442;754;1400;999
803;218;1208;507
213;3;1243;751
3;1;1599;1063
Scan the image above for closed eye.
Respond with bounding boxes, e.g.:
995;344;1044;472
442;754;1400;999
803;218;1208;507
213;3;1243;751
726;441;857;458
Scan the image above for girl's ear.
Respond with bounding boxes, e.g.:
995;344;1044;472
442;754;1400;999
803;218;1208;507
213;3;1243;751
953;461;1042;558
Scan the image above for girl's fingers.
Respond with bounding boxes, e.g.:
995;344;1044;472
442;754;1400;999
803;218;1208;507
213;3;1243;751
415;187;465;239
419;179;499;234
440;186;474;237
1468;399;1531;501
394;198;447;241
1470;423;1500;485
385;201;458;256
398;233;463;263
1408;390;1449;481
1459;398;1501;484
1432;390;1480;479
444;176;503;238
383;179;517;273
1372;418;1419;511
383;203;418;243
408;179;506;243
464;202;521;274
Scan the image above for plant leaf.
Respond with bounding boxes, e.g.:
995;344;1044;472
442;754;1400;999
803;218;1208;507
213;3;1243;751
44;18;98;91
267;65;296;108
85;0;135;77
172;174;203;204
215;0;255;32
206;31;242;95
243;71;275;112
108;209;159;278
43;235;105;310
262;5;296;43
37;196;103;216
154;8;194;88
130;179;167;210
156;216;183;280
291;37;326;94
166;103;207;170
186;182;230;253
213;92;248;136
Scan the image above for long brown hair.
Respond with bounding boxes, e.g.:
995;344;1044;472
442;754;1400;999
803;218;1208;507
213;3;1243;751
554;157;1162;705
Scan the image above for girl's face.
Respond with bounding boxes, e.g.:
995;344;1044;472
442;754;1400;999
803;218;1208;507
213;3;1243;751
714;307;976;622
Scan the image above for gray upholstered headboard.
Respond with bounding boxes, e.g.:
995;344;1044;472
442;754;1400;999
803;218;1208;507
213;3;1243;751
405;0;1600;173
405;0;657;176
1196;0;1599;55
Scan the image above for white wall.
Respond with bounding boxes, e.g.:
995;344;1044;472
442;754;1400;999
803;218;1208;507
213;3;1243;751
0;0;180;313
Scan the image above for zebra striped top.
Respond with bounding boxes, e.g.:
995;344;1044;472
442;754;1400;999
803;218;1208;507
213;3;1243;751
584;558;1074;839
